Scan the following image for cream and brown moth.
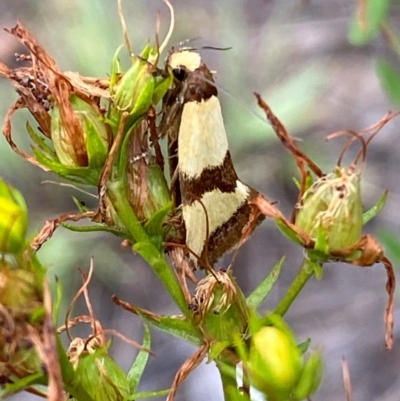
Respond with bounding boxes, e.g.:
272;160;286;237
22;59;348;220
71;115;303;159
162;49;263;268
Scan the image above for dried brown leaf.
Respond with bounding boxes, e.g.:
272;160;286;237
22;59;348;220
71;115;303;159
3;99;51;169
382;256;395;350
30;211;95;251
166;344;208;401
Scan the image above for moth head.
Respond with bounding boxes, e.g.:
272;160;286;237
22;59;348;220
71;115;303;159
167;50;202;81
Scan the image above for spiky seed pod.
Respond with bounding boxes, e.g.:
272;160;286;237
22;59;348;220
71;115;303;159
0;178;28;254
295;167;363;253
51;95;109;167
248;326;302;399
190;271;248;343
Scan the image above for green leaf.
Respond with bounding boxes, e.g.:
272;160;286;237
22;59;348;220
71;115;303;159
72;196;90;213
133;242;189;315
32;148;99;186
128;388;170;399
26;122;56;160
52;276;63;324
246;256;285;309
348;0;390;45
57;336;75;385
275;217;304;246
376;59;400;107
127;324;151;394
143;201;173;251
209;341;231;361
297;338;311;354
130;304;201;346
62;222;132;241
0;372;46;398
363;189;388;224
152;71;173;105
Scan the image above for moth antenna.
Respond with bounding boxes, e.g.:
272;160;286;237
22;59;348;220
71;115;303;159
200;46;233;52
159;0;175;55
202;76;269;126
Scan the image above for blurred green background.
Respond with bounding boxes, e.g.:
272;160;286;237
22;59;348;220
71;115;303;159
1;0;400;400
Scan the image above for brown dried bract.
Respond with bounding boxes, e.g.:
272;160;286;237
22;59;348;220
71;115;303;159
1;22;111;168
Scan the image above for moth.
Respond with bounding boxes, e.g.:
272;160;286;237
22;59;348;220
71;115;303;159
161;49;263;268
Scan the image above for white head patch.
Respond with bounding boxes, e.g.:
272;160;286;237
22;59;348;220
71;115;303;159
168;50;201;72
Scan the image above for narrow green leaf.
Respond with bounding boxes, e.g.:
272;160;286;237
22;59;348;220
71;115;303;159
376;60;400;107
133;242;188;315
127;324;151;394
26;122;56;159
297;338;311;354
209;341;230;361
32;148;99;186
62;222;132;241
72;196;90;213
246;256;285;309
57;336;75;384
275;217;304;246
0;372;45;397
348;0;390;45
363;189;388;224
132;305;201;346
128;388;170;399
52;276;63;324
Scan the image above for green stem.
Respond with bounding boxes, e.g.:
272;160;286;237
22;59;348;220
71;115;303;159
106;180;148;243
106;179;189;315
274;258;314;317
218;362;238;401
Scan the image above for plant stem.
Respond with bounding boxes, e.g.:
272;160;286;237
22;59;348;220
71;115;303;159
218;361;238;401
106;180;148;243
274;258;314;316
106;179;189;315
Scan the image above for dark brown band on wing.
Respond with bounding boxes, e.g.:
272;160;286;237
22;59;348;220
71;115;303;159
180;151;239;205
201;193;264;267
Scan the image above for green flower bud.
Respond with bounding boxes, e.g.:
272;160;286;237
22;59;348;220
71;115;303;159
293;351;323;400
129;157;171;222
190;271;248;343
0;178;28;254
248;326;301;399
51;95;109;168
295;167;363;253
114;45;155;120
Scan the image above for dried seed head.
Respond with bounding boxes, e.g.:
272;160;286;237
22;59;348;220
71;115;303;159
0;264;43;318
51;95;109;168
0;178;28;254
295;167;363;253
190;271;248;342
